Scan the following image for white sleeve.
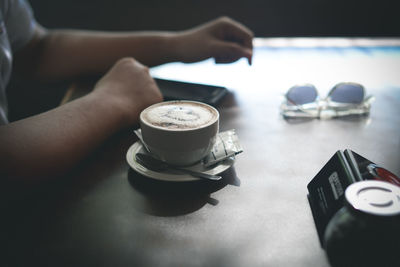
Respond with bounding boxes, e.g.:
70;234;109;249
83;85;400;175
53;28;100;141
4;0;37;52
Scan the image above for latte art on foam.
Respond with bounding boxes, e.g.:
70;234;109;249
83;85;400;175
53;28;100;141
143;102;217;130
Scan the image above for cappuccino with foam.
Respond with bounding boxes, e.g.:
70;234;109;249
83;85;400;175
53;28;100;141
141;101;218;130
140;101;219;166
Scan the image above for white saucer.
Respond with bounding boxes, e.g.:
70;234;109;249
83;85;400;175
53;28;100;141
126;141;235;182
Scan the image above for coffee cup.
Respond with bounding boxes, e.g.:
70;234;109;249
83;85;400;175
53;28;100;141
139;100;219;166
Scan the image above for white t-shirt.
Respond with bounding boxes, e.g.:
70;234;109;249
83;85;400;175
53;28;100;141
0;0;36;124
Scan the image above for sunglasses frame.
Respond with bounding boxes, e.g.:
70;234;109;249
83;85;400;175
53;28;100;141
281;82;375;119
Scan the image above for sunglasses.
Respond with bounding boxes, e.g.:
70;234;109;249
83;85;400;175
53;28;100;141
280;82;375;119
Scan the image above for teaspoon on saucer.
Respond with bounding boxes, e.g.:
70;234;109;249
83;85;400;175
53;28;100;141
135;153;222;181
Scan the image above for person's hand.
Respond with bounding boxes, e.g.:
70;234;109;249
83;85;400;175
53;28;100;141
172;16;254;65
93;57;163;126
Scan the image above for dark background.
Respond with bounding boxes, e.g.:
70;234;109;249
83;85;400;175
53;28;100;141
8;0;400;121
29;0;400;37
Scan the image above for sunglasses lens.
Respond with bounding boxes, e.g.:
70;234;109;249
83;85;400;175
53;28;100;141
330;83;364;104
286;85;318;105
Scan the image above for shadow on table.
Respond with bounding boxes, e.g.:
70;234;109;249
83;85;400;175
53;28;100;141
127;166;240;217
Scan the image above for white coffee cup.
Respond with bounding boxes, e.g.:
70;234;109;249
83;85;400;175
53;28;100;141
140;100;219;166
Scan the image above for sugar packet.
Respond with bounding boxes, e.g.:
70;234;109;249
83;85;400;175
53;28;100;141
203;129;243;167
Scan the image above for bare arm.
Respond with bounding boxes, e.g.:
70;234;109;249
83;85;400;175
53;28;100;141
14;17;254;81
0;58;163;182
1;17;252;182
14;26;178;80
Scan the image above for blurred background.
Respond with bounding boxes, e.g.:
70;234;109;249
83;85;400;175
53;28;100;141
7;0;400;122
29;0;400;36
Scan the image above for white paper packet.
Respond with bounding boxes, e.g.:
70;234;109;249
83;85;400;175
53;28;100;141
203;129;243;167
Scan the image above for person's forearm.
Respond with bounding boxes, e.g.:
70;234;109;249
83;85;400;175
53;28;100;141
16;29;180;81
0;91;129;182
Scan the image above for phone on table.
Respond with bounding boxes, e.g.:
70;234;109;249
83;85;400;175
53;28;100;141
154;78;229;106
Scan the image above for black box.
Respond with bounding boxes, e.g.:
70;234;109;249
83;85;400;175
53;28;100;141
307;149;399;246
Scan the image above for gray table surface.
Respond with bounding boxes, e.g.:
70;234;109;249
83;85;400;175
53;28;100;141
4;38;400;267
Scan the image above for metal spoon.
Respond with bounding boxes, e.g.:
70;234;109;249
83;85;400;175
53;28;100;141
133;129;150;152
135;153;222;181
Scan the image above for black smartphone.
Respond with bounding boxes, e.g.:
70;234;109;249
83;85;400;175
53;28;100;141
154;78;229;106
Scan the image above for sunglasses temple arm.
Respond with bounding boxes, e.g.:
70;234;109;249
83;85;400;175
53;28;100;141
364;95;375;104
286;96;320;117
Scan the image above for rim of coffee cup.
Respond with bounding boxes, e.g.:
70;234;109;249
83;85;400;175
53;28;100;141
140;100;219;132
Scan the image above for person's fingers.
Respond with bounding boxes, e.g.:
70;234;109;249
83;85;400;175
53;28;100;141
213;41;253;64
211;17;253;51
210;17;253;64
223;20;254;50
